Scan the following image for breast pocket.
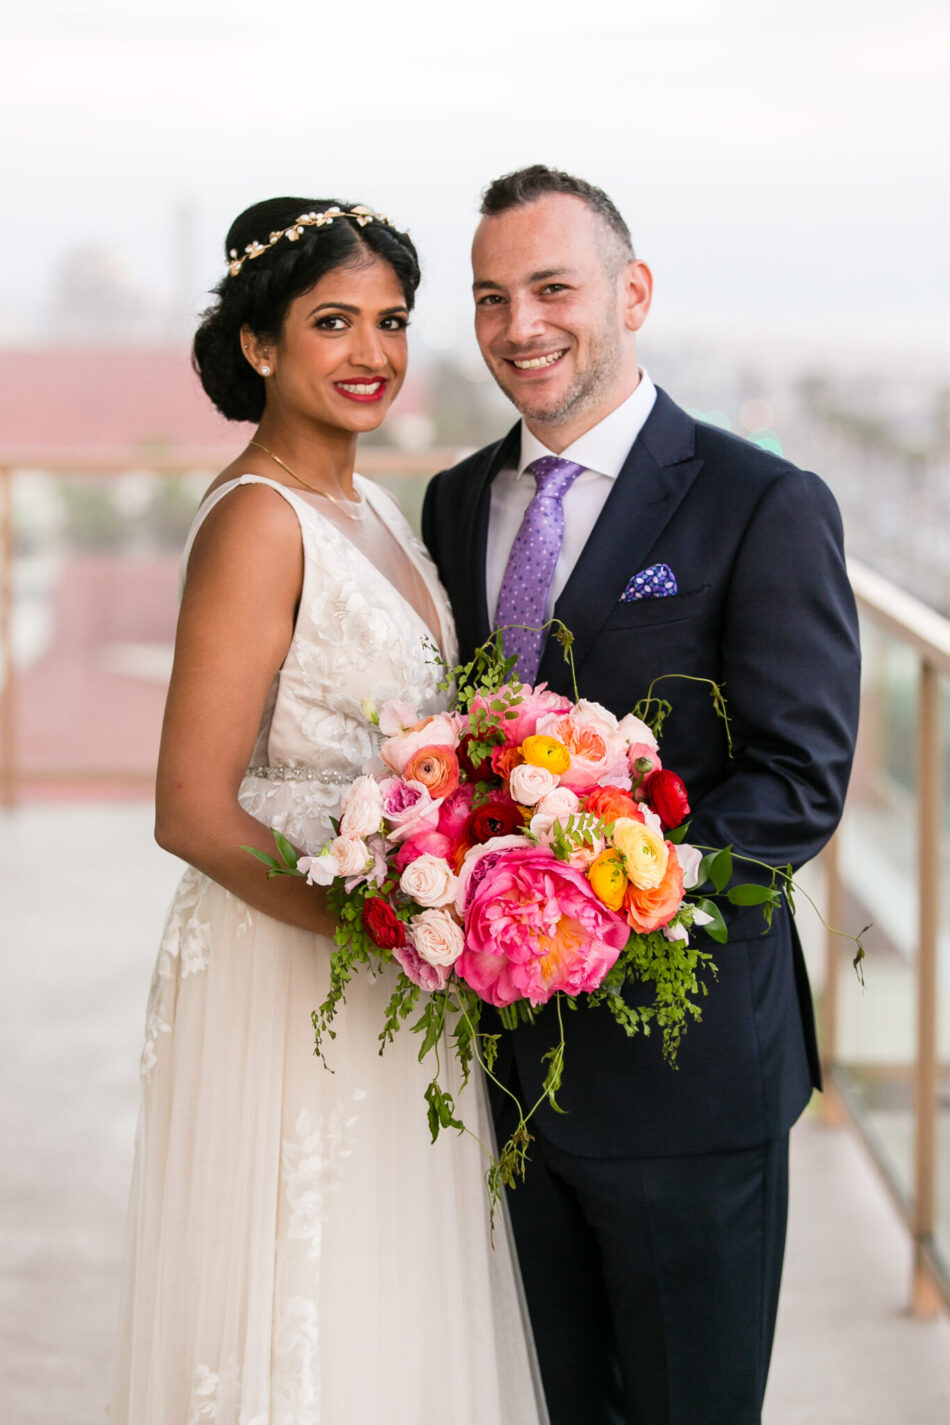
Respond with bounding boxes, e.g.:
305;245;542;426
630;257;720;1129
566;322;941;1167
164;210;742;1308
600;583;712;632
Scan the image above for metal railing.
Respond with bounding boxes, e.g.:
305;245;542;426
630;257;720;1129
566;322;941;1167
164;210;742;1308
1;456;948;1316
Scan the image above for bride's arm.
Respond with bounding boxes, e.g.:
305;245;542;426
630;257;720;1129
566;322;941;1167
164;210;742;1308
154;483;338;936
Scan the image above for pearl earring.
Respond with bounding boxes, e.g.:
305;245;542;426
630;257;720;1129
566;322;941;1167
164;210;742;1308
260;365;272;376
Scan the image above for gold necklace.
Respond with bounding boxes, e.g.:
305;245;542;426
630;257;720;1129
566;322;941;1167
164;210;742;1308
248;439;365;521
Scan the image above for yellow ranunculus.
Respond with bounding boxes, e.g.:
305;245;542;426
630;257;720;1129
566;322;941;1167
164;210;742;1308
521;734;572;775
588;849;628;912
611;817;669;890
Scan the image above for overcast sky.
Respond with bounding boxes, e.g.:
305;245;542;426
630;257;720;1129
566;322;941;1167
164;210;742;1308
2;0;948;359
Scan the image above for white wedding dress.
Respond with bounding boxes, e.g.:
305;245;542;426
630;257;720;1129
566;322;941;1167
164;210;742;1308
109;475;546;1425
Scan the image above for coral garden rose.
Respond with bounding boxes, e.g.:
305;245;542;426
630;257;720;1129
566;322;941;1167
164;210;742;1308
611;816;670;890
587;849;629;912
407;907;465;968
624;846;685;934
339;774;384;839
467;798;525;844
521;734;571;776
455;848;629;1007
583;785;640;825
362;896;406;949
379;713;459;776
508;762;559;807
399;853;459;908
403;744;460;800
379;777;442;844
535;701;630;793
644;769;690;830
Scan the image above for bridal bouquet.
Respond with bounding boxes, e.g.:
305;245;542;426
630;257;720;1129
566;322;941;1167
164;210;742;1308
248;631;784;1206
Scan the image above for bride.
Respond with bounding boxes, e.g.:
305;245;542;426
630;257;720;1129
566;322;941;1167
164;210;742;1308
109;197;545;1424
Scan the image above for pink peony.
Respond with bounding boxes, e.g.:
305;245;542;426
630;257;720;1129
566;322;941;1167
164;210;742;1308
379;777;442;844
455;847;629;1007
469;683;573;749
437;783;477;840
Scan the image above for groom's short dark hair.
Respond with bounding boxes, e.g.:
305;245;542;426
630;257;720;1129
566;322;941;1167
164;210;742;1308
480;165;635;261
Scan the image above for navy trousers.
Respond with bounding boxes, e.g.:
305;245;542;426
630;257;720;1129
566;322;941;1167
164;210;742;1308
506;1131;790;1425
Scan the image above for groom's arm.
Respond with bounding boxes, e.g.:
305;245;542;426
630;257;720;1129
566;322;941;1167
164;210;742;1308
685;466;860;872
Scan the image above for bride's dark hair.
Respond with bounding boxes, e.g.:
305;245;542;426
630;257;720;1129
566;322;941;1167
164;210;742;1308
193;196;421;422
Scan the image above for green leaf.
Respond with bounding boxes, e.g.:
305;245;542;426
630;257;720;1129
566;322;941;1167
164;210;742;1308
666;821;691;845
241;845;283;872
706;846;733;894
272;829;299;870
727;883;778;906
697;898;728;943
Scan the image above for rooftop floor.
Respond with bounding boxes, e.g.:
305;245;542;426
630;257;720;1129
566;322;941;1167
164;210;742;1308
2;802;949;1424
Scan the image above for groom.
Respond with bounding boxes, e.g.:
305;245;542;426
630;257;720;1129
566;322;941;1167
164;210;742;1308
422;166;860;1425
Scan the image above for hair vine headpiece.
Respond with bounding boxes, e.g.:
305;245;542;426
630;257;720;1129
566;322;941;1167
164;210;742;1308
226;205;394;278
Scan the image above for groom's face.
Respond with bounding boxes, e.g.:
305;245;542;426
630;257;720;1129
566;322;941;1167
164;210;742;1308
472;193;638;439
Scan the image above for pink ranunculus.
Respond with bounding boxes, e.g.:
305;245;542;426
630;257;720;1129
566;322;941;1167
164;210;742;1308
392;939;452;992
535;700;629;794
379;713;460;776
469;683;573;748
455;848;629;1007
379;777;443;844
393;830;455;873
437;783;477;840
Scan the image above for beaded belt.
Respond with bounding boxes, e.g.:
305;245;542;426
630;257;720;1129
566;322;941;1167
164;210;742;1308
245;764;353;786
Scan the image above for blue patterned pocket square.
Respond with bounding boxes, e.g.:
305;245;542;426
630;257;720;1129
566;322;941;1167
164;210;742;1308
619;563;679;601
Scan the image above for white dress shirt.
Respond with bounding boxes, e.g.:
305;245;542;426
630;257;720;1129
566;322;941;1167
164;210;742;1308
486;371;658;623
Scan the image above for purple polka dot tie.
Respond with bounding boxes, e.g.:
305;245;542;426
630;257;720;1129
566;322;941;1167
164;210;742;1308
495;456;586;683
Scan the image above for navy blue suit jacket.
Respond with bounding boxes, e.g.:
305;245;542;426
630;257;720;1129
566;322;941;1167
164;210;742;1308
421;388;861;1158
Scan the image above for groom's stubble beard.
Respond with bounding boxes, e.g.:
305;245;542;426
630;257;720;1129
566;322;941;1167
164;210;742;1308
493;294;625;433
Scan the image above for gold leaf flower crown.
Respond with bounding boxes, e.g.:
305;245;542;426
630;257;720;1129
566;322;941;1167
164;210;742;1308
226;205;395;278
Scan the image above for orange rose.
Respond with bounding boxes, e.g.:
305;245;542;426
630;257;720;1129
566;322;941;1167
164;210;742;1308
403;745;460;800
584;786;640;824
624;845;685;934
588;849;628;912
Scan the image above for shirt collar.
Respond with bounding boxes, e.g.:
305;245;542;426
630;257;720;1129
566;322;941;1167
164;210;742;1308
517;369;657;480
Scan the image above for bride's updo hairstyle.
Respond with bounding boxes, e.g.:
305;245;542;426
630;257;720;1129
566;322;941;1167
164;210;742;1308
193;196;420;422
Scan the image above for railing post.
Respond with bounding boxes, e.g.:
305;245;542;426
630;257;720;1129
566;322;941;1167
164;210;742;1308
912;656;942;1314
0;467;15;807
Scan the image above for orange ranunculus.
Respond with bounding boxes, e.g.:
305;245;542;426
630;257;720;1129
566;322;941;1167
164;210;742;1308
521;734;572;776
584;785;640;824
490;743;525;784
624;845;685;933
588;849;629;912
403;744;460;800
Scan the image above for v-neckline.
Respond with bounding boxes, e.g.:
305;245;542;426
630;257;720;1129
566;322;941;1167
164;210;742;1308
227;473;451;656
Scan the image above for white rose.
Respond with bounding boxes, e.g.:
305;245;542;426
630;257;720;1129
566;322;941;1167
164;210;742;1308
535;786;580;821
399;853;459;908
617;712;659;753
408;908;464;968
509;762;559;807
329;835;370;877
339;775;384;839
674;842;704;889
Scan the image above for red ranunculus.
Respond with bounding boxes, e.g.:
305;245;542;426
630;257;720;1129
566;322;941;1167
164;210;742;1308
362;896;406;949
466;799;525;844
644;769;690;830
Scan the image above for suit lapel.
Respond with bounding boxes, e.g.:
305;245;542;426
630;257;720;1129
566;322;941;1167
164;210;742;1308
538;389;704;685
461;422;520;650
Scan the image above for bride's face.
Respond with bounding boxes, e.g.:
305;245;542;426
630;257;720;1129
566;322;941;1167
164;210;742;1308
264;256;409;434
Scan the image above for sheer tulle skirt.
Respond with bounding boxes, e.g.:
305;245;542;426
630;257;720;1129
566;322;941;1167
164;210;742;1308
110;871;545;1424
